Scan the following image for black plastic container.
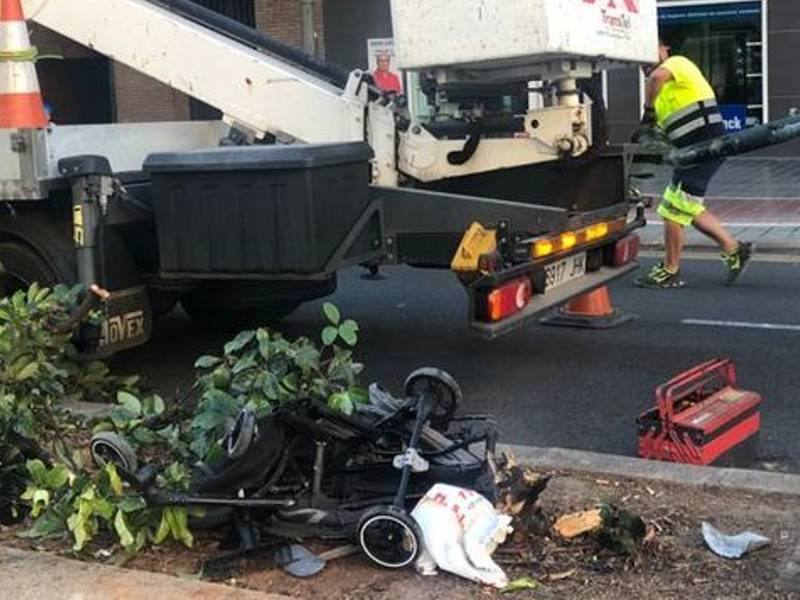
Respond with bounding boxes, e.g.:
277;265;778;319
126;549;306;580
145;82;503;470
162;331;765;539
144;142;373;276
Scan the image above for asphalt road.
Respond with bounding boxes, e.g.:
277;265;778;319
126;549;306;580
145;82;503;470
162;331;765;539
112;257;800;473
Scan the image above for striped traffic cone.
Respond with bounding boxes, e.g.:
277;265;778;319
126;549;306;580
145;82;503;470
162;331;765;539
540;285;636;329
0;0;48;128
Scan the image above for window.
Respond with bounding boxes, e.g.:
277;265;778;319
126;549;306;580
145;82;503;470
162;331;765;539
659;1;764;129
190;0;255;26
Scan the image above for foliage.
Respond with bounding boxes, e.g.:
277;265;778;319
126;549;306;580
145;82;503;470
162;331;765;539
5;289;365;557
0;283;192;553
0;284;95;519
21;459;193;553
189;302;367;460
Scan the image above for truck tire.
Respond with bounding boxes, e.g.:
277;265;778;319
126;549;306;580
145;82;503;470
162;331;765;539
0;241;59;295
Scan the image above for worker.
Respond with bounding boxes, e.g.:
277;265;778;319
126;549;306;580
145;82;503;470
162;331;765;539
634;39;753;289
372;50;403;94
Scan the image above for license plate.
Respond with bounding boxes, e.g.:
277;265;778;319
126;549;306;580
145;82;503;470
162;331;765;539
545;253;587;290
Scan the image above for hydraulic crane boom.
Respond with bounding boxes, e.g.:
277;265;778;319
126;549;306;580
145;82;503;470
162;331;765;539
22;0;366;144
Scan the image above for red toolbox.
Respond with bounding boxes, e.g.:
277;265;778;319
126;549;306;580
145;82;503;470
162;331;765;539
637;359;761;466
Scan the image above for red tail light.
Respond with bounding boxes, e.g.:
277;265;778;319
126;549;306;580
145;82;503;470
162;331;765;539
613;234;640;267
484;277;532;322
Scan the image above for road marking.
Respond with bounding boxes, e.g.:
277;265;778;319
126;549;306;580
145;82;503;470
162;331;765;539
682;319;800;332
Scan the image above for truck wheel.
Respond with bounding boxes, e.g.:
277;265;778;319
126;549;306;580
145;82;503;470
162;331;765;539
0;241;58;295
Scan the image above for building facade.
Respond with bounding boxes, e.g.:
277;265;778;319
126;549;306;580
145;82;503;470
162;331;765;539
31;0;800;154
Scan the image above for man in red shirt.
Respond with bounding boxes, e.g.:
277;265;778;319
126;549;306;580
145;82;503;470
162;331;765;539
373;51;402;94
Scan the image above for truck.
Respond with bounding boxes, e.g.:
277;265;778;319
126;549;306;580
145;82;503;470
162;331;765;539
1;0;658;355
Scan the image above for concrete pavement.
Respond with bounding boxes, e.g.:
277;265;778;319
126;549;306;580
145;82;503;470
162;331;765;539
0;546;289;600
634;156;800;253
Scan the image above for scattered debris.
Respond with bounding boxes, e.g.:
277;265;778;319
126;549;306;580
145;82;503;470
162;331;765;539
544;568;577;582
701;522;770;559
501;576;538;593
495;452;550;516
553;509;603;539
552;503;647;556
596;504;647;556
275;544;326;578
413;483;512;588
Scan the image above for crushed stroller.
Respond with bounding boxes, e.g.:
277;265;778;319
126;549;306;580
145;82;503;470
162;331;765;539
90;368;499;570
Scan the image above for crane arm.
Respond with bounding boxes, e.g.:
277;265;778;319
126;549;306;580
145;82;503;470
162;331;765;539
22;0;366;143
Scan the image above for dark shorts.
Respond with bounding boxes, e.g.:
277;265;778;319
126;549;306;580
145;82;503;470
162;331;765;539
671;121;725;197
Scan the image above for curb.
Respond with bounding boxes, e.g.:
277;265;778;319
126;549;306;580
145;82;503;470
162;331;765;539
504;444;800;497
0;546;289;600
639;243;800;257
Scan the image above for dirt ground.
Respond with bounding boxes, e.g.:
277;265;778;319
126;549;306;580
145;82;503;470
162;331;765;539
2;468;798;600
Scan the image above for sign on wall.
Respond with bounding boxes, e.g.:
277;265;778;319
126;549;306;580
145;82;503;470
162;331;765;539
720;104;747;132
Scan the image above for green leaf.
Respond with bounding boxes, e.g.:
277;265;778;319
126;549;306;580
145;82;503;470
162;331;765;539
105;463;124;496
45;465;71;490
132;426;159;445
224;330;255;355
21;510;67;538
164;506;193;548
322;302;341;325
15;360;39;381
117;391;142;416
25;459;49;487
199;388;241;418
321;326;338;346
190;410;229;432
328;392;354;416
194;355;222;369
153;511;171;545
232;353;258;375
142;395;166;417
280;373;299;393
117;496;147;513
502;577;539;593
348;387;369;405
294;345;320;372
338;321;358;347
114;509;135;549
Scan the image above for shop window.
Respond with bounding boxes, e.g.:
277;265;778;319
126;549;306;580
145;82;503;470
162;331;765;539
659;1;764;129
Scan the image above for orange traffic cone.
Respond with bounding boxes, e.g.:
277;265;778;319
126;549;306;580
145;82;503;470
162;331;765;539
540;285;635;329
0;0;48;128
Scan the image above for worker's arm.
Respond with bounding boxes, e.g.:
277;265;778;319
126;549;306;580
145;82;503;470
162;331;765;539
641;66;673;126
645;67;673;109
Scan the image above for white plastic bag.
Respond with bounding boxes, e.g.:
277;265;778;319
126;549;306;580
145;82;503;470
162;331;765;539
411;483;512;588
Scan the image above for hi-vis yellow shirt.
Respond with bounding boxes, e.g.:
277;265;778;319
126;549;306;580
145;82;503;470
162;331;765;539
655;56;716;126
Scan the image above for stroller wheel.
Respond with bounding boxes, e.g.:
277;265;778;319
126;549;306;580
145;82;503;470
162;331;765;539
357;505;422;569
404;368;462;430
90;432;138;473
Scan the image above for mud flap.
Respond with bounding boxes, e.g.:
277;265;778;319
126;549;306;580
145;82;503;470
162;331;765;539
90;285;152;358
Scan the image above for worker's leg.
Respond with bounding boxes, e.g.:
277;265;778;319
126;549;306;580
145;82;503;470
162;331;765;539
634;185;689;289
692;210;737;253
677;159;754;284
664;218;685;271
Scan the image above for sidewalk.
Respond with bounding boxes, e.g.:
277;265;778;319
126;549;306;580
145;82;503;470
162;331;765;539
0;546;288;600
1;446;798;599
634;157;800;253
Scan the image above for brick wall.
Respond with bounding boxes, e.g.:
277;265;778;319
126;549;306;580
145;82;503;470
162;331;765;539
113;63;191;123
255;0;325;55
115;0;325;123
